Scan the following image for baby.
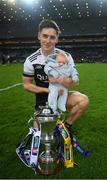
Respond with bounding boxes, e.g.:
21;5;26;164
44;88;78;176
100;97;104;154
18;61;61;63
44;51;78;112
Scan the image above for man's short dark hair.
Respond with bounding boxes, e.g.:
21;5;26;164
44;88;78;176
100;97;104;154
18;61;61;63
38;19;61;35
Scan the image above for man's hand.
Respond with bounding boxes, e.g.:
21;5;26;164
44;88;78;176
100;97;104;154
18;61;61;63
48;76;66;84
48;75;78;88
57;76;75;88
57;76;66;84
48;76;58;83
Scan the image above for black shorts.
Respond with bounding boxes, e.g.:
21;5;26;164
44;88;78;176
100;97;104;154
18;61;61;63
35;100;47;110
35;93;48;110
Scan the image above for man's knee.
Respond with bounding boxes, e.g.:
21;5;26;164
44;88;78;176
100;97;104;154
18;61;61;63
82;94;89;106
67;92;89;111
79;94;89;111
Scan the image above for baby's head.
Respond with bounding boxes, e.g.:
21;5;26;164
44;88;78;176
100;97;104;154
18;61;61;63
56;52;68;66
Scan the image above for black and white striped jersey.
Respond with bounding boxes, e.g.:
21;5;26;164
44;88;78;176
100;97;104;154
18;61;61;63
23;48;78;108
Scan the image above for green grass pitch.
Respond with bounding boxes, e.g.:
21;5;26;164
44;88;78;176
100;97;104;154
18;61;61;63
0;63;107;179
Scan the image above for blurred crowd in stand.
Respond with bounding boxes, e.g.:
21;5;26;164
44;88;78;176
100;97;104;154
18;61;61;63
0;47;107;64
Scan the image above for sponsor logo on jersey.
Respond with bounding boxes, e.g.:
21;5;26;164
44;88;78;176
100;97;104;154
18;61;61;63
37;74;48;82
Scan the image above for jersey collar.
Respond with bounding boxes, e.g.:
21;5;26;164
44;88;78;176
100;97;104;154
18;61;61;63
40;48;56;57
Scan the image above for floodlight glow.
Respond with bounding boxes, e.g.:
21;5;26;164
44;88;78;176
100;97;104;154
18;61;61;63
8;0;16;3
25;0;34;3
21;0;36;5
21;0;39;7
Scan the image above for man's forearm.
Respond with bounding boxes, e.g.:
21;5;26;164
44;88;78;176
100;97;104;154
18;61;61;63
62;78;79;88
23;83;49;94
57;76;79;88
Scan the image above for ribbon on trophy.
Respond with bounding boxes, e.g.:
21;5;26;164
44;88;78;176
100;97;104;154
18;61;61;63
30;128;41;168
72;136;91;157
16;127;33;167
54;118;91;168
16;127;41;170
56;119;74;168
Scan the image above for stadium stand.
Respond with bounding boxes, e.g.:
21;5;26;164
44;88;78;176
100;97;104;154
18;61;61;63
0;0;107;64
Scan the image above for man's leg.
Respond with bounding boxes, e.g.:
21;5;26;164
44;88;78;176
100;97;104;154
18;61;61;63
66;91;89;125
33;121;39;128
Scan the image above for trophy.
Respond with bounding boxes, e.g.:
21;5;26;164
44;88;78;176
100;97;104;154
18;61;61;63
34;102;62;176
16;103;91;175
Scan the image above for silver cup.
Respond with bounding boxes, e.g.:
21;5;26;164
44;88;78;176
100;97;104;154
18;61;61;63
34;103;61;176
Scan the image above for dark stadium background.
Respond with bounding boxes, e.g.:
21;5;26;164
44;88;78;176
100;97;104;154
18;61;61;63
0;0;107;64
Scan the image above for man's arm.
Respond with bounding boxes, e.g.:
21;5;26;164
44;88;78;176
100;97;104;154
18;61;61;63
22;76;49;93
48;76;79;88
58;76;79;88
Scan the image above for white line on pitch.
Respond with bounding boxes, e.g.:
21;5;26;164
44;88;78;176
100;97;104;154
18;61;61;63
0;83;22;92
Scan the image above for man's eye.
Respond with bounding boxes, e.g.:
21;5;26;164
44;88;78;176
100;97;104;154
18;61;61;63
43;34;48;38
50;36;56;40
42;34;56;40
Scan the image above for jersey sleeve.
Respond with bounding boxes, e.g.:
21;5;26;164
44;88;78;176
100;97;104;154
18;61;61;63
68;54;79;82
23;58;34;77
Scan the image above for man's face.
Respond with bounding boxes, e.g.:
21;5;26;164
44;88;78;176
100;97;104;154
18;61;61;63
38;28;58;55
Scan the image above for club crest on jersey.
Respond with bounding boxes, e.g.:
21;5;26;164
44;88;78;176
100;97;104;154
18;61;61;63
35;65;42;69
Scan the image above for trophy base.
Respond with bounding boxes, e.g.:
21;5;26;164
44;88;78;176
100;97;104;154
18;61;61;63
37;151;62;176
37;163;62;176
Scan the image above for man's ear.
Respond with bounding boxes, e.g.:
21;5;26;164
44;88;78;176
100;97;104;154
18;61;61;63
38;32;40;40
56;37;58;44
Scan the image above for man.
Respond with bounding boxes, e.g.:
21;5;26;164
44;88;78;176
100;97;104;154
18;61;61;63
22;19;89;132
